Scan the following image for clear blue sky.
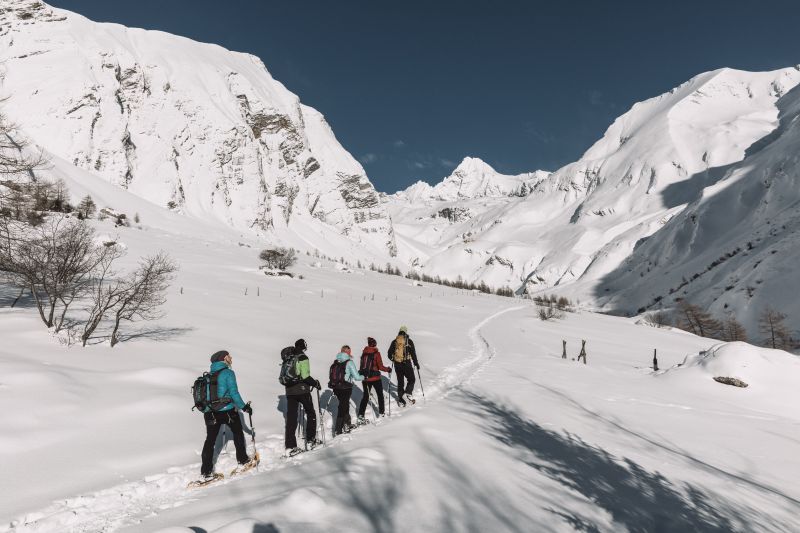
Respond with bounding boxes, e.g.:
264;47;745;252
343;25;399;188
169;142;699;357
48;0;800;192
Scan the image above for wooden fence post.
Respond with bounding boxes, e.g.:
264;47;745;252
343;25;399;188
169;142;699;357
577;340;587;364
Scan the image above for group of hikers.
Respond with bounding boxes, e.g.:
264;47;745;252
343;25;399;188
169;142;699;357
195;326;420;480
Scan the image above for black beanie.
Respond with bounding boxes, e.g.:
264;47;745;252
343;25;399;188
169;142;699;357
367;337;377;347
210;350;229;363
295;338;307;352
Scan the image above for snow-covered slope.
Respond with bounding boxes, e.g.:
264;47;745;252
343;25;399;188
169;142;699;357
388;68;800;333
596;80;800;334
0;0;397;259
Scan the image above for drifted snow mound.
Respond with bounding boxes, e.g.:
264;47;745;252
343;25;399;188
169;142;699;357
663;342;800;417
0;0;397;258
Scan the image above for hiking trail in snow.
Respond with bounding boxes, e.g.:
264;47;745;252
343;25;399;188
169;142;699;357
4;305;523;533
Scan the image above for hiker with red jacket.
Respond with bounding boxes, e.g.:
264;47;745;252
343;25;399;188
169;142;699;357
328;345;364;435
357;337;392;423
388;326;419;406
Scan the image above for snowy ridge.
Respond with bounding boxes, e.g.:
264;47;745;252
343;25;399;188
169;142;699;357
388;67;800;334
393;157;548;203
0;0;396;260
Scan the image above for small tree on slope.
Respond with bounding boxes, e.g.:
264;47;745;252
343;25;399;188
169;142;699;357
758;306;794;350
675;301;722;339
721;316;748;343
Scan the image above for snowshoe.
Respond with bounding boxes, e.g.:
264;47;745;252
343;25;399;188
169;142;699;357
356;416;370;426
187;472;224;488
285;447;304;458
307;438;324;450
229;452;260;476
406;395;416;405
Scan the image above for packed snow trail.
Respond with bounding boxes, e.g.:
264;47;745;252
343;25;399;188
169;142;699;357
4;305;522;533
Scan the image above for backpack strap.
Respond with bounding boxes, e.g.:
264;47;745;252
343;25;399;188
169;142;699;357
209;369;232;411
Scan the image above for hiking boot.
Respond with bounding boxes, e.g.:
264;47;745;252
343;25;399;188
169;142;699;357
308;438;324;450
356;415;367;426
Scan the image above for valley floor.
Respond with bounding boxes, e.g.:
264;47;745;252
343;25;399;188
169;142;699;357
1;222;799;532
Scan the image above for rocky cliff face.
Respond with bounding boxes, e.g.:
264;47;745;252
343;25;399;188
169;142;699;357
0;0;396;258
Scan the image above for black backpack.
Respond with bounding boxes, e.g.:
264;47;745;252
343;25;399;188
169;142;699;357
329;360;348;389
279;346;302;386
191;370;231;412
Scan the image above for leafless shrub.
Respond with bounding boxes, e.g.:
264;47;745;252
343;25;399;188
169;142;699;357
644;311;672;328
259;247;297;270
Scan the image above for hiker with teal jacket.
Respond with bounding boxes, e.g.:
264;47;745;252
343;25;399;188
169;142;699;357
200;350;253;478
328;345;364;435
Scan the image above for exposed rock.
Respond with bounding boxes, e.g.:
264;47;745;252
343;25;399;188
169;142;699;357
713;376;749;388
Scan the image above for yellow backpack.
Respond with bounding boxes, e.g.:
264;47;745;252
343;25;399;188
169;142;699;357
392;334;406;363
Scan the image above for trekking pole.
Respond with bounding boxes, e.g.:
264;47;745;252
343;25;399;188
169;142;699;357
387;363;393;417
416;366;426;402
316;388;326;446
247;408;259;467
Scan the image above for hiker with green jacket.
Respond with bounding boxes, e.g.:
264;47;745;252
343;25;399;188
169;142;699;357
283;338;322;455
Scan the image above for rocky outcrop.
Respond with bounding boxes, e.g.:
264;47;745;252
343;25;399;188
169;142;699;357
0;0;396;259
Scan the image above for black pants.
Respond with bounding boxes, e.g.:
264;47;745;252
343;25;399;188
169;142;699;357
395;362;416;396
201;410;249;475
358;380;385;416
333;387;353;434
285;393;317;449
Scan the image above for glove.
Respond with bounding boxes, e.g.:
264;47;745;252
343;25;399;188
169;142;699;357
242;403;253;415
415;363;420;370
314;379;321;390
387;368;392;374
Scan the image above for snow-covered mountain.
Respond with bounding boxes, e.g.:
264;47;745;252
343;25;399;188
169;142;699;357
388;67;800;332
394;157;548;203
0;0;397;259
387;157;549;268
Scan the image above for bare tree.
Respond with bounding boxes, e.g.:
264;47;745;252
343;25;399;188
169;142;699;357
259;247;297;270
0;110;47;178
758;306;794;350
644;310;672;328
109;253;177;347
80;244;126;345
675;301;722;339
0;217;112;330
721;316;748;342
